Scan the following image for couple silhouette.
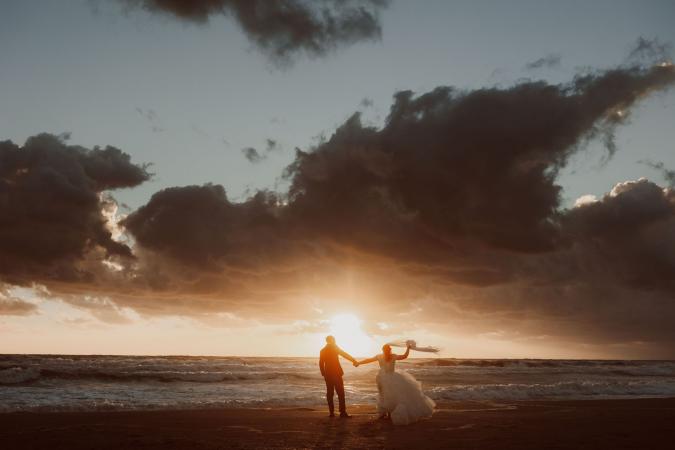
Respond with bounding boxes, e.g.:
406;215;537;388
319;335;435;424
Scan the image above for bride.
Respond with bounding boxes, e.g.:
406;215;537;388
355;343;435;425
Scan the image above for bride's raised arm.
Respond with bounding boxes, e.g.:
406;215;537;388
395;345;411;361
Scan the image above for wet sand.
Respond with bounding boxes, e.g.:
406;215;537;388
1;398;674;449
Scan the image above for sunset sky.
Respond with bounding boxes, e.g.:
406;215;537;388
1;0;675;359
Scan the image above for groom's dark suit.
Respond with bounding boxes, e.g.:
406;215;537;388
319;343;355;416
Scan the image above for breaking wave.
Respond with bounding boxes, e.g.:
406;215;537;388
0;367;41;385
431;379;675;401
0;366;319;385
1;355;674;412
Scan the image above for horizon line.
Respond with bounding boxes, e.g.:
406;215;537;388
1;353;673;362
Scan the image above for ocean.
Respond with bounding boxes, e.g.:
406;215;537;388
1;355;674;412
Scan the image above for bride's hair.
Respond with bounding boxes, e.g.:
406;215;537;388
382;344;392;361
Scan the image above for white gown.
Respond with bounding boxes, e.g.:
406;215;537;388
375;354;435;425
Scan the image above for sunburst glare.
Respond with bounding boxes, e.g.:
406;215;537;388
328;313;376;356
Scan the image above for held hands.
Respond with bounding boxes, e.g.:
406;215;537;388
353;361;360;367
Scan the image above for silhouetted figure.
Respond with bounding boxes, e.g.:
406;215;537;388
319;335;357;418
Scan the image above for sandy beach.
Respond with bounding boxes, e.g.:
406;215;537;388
1;398;673;449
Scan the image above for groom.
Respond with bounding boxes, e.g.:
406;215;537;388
319;335;357;418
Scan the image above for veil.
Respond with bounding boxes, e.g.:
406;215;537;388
386;339;439;353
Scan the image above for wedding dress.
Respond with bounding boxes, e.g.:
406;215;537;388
375;354;435;425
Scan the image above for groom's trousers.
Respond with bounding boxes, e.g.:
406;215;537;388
324;375;346;414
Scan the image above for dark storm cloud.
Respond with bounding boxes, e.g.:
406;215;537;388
118;0;389;64
283;63;675;254
3;60;675;354
564;178;675;291
121;64;674;268
524;53;561;70
0;133;151;283
476;178;675;346
111;61;675;353
122;184;286;269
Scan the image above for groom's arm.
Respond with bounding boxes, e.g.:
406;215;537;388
319;350;326;377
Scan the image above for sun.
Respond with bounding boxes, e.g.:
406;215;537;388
328;313;376;356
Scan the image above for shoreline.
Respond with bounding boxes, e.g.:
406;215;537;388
2;398;674;449
2;395;675;414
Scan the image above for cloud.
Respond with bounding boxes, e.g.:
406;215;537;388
122;184;285;269
3;60;675;354
359;97;374;108
564;178;675;292
628;36;672;64
0;296;37;316
57;295;137;324
117;0;390;65
0;133;151;284
241;138;281;163
241;146;264;163
0;286;39;316
120;61;675;351
574;194;598;207
282;63;675;254
515;178;675;345
641;160;675;187
524;53;561;70
265;138;280;152
135;107;164;133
